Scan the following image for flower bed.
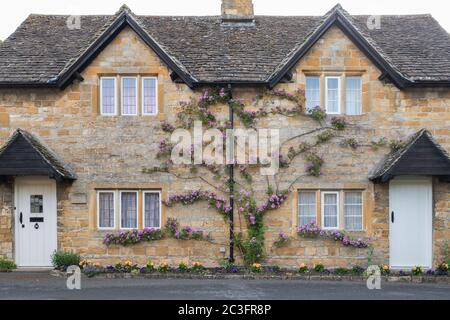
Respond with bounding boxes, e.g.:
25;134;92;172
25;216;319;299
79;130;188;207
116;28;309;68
51;262;450;284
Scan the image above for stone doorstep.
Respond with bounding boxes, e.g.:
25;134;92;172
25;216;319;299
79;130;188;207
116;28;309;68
49;270;450;284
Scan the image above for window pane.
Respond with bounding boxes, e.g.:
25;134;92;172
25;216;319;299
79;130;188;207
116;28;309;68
298;192;317;226
323;193;338;228
305;77;320;110
99;192;114;228
122;78;137;115
326;77;340;113
143;78;157;114
30;195;43;214
101;78;116;114
346;77;362;115
121;192;137;229
144;192;160;228
344;192;363;230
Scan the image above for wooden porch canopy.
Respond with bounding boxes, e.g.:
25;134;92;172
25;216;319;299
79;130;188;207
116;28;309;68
370;129;450;183
0;129;76;181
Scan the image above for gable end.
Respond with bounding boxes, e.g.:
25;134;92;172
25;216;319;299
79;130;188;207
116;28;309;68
57;12;195;89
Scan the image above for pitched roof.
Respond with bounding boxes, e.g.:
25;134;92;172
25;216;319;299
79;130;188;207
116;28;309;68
369;129;450;183
0;4;449;88
0;129;76;180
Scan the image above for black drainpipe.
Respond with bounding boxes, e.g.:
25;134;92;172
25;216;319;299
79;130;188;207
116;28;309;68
227;84;235;263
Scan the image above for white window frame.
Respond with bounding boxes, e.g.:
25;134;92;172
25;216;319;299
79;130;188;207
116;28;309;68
321;191;340;230
344;191;364;231
97;190;116;230
298;191;317;226
121;76;138;116
119;190;138;230
345;76;362;116
99;77;117;116
141;76;159;116
325;76;341;115
142;190;162;229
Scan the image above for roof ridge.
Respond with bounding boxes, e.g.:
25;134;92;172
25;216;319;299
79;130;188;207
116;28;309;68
1;7;450;87
324;3;345;16
116;4;133;15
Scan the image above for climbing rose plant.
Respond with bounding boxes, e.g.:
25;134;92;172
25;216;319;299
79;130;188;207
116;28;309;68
298;221;369;248
163;190;232;219
234;191;289;265
103;218;211;246
141;87;378;265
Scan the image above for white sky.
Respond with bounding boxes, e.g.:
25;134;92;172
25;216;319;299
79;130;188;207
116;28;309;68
0;0;449;40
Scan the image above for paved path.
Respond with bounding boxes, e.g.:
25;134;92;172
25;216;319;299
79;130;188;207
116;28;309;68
0;272;448;300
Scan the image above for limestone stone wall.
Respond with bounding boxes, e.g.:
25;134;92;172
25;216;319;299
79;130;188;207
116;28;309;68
0;25;448;268
0;182;13;260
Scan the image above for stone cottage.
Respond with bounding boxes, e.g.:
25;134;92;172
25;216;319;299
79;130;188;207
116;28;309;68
0;1;449;269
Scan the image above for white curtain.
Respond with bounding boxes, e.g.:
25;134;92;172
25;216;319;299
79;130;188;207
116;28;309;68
101;78;115;114
298;192;317;225
344;192;363;230
144;193;160;228
143;78;157;114
305;77;320;110
122;77;137;115
323;193;338;228
346;77;362;115
121;192;137;228
99;192;114;228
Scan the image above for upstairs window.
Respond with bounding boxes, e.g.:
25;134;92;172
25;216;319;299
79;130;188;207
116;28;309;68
142;77;158;115
325;77;340;114
99;76;159;116
305;76;320;111
121;77;138;116
100;77;117;115
346;77;362;115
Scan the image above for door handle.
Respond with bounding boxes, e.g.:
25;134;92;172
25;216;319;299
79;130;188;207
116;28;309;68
391;211;395;223
19;212;24;228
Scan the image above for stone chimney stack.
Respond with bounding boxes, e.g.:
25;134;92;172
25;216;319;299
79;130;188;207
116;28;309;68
221;0;255;24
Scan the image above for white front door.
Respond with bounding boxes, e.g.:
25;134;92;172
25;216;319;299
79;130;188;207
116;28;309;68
15;177;57;267
389;176;432;269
